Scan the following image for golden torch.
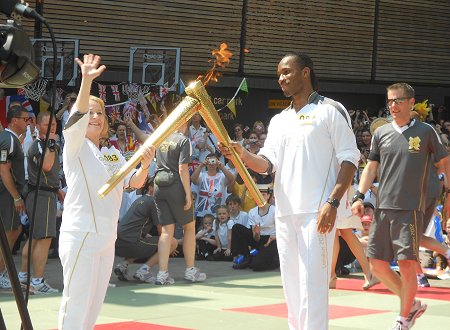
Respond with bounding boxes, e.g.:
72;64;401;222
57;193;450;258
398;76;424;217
185;80;265;206
97;96;199;198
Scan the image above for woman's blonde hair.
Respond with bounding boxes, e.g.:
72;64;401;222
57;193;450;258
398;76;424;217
89;95;109;138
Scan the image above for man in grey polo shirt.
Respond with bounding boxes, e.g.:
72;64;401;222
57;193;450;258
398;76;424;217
352;83;450;330
0;105;29;289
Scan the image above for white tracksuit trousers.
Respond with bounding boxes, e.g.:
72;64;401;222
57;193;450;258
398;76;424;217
276;213;336;330
58;231;116;330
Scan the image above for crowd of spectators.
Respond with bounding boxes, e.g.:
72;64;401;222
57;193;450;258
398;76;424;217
1;96;449;293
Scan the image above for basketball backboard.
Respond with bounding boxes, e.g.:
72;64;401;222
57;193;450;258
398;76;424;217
31;38;79;86
128;47;180;90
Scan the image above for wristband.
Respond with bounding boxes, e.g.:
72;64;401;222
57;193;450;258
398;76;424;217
351;190;365;205
14;197;22;203
326;198;340;208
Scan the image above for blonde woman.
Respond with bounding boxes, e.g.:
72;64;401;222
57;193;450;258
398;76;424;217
58;54;155;330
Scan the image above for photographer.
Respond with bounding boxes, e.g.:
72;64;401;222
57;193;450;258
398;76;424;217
191;153;235;227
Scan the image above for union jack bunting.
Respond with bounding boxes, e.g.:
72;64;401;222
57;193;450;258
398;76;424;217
111;85;121;102
98;84;107;101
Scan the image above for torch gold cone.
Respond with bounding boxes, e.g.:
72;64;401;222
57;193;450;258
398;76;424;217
185;80;265;207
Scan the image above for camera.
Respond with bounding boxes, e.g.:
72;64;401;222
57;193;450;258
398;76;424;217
207;158;217;165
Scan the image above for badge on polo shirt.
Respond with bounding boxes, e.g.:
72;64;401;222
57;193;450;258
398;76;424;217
408;136;421;153
0;149;8;163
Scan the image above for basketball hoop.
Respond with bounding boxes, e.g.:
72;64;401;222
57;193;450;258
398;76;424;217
23;78;48;101
124;83;151;106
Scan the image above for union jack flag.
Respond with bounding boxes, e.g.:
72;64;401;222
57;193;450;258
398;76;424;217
111;85;121;102
98;84;107;101
107;105;121;124
122;101;137;121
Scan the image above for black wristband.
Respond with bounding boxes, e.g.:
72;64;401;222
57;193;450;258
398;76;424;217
326;198;340;208
351;190;365;204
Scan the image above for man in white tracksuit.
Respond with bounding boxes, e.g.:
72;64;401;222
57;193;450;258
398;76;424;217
220;53;359;329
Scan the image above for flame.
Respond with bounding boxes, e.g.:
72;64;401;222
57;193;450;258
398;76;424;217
198;42;233;86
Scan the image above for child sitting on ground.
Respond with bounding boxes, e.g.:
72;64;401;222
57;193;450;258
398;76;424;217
213;205;234;261
195;214;216;260
226;194;249;228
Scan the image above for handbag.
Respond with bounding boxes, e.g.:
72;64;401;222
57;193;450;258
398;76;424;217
154;170;175;187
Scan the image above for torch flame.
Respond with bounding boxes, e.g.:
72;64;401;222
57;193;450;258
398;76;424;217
198;42;233;86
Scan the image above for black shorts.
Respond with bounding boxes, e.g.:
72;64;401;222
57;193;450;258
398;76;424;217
115;236;159;260
154;182;194;226
25;190;57;239
0;189;21;231
367;209;422;262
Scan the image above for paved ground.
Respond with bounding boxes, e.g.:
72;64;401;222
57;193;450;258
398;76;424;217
0;254;449;329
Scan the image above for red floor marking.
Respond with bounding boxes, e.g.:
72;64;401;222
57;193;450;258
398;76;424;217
94;322;192;330
226;304;389;320
335;278;450;301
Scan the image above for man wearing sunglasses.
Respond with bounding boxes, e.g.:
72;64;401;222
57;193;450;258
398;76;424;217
0;104;30;289
352;83;450;330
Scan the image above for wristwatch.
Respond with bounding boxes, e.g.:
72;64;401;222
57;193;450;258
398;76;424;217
326;198;340;209
351;190;365;205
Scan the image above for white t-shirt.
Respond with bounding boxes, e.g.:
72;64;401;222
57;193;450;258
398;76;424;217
61;110;134;235
22;126;38;181
213;219;234;249
248;205;276;236
230;210;249;228
259;99;359;217
195;171;228;217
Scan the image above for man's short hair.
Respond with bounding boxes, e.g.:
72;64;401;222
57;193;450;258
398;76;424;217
6;104;28;123
283;52;318;91
36;111;53;124
226;194;242;206
386;83;415;98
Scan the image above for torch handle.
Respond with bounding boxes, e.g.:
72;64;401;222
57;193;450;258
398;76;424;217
98;96;199;198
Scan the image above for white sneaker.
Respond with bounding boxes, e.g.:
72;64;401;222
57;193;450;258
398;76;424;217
31;280;58;295
18;273;29;284
133;269;156;283
184;267;206;282
0;274;11;289
406;299;427;327
155;271;175;285
113;263;129;281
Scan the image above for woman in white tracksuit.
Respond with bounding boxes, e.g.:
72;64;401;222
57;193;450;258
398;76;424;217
58;54;155;330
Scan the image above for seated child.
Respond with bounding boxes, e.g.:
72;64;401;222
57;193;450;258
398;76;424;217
213;205;234;261
195;214;216;260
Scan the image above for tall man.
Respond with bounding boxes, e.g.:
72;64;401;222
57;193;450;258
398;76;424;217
18;111;62;294
220;53;359;330
0;105;30;288
352;83;450;330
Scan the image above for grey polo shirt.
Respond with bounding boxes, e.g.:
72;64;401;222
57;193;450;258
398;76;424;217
369;120;448;211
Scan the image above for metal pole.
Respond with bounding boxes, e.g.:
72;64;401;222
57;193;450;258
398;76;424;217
0;218;33;329
33;0;43;38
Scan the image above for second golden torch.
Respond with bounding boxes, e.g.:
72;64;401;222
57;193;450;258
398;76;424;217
98;81;265;207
